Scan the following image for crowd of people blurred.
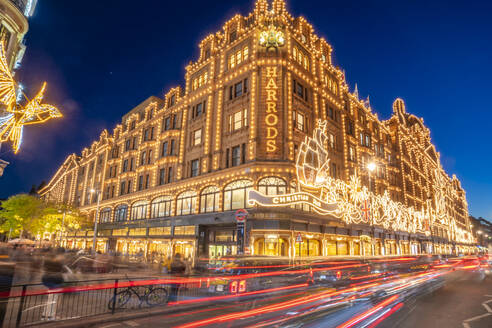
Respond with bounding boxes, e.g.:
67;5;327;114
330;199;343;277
0;242;196;287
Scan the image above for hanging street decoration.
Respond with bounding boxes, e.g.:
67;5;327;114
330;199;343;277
0;42;62;154
249;120;474;244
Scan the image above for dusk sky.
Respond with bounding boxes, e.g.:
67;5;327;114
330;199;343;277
0;0;490;219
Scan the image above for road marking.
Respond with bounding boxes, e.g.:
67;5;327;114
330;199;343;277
462;295;492;328
125;321;140;327
100;324;121;328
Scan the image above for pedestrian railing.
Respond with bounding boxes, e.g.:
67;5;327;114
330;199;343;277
1;277;172;327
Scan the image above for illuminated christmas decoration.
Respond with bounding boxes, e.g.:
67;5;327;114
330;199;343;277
259;24;285;50
0;43;62;154
250;120;474;244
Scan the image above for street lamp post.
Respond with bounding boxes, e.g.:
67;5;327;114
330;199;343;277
58;209;71;246
366;161;377;255
90;189;102;255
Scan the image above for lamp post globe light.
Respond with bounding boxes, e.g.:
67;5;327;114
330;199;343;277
90;188;102;255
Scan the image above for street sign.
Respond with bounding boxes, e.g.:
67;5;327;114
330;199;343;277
235;209;248;255
235;209;248;222
296;232;303;243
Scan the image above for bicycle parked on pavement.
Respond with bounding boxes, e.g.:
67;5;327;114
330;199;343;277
108;281;169;310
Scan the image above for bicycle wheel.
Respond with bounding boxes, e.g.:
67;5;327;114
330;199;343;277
108;290;132;310
146;288;169;306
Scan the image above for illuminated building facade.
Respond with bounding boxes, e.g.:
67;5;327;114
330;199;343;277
0;0;37;70
40;0;474;258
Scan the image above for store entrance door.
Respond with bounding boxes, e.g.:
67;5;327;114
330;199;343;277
209;245;237;258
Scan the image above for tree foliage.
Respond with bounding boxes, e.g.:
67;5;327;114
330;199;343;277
0;194;90;239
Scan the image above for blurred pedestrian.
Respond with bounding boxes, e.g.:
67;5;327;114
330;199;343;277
168;253;186;302
41;254;65;321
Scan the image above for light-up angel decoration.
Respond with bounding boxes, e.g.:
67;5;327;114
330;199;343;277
0;43;62;154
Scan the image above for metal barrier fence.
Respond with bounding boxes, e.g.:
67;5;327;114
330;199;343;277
2;277;174;327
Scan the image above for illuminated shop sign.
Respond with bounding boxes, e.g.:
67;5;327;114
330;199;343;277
249;120;474;244
265;66;279;153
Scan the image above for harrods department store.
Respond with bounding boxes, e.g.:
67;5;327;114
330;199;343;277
39;0;475;259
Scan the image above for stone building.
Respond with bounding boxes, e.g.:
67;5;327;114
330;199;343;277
40;0;474;259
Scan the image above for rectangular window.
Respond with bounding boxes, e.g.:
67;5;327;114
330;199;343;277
294;111;305;131
329;133;335;149
327;106;334;120
127;180;132;194
130;158;134;171
191;159;199;177
365;135;371;147
226;148;230;168
147;150;152;164
167;167;173;183
241;143;246;165
149;227;172;236
194;101;205;118
145;174;150;189
349;146;355;162
193;129;202;146
230;109;247;132
232;146;241;167
161;141;168;157
347;120;354;136
170;140;175;155
174;226;196;236
164;117;171;131
140;151;146;165
234;81;243;98
159;168;166;185
172;114;177;129
125;139;131;151
120;181;126;196
122;159;128;173
144;129;150;141
296;82;304;98
331;163;337;178
138;175;143;191
360;133;364;146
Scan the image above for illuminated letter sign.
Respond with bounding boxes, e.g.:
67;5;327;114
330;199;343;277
265;67;279;153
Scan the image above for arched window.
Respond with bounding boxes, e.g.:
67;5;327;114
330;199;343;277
176;191;197;216
100;208;112;223
258;177;287;195
114;205;128;222
151;196;173;219
224;180;253;211
131;200;148;221
200;186;220;213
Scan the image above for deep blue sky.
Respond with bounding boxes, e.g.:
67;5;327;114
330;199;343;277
0;0;490;219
